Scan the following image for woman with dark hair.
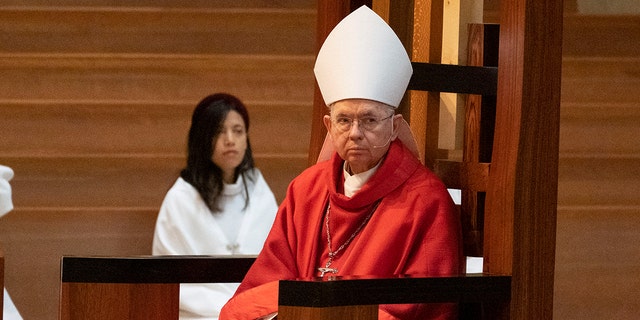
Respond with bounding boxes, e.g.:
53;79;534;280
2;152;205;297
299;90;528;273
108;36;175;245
152;93;278;320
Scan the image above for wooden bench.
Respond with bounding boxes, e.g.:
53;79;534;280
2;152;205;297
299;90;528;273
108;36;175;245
59;255;255;320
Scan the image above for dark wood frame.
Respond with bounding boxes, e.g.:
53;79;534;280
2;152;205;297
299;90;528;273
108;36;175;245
59;256;255;320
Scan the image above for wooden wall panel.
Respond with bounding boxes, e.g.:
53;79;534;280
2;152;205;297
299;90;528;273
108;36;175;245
558;157;640;207
0;101;311;156
0;209;158;320
0;155;305;209
0;8;316;55
554;11;640;320
563;15;640;57
0;55;315;102
0;3;316;319
554;207;640;320
561;58;640;105
560;103;640;157
2;157;183;208
1;0;316;9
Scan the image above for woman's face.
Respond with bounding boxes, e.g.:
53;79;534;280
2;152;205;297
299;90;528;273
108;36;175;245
212;110;248;183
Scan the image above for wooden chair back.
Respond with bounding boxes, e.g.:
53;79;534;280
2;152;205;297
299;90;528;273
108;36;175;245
409;23;499;260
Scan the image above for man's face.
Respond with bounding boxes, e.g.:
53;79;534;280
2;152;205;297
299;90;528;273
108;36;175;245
323;99;398;174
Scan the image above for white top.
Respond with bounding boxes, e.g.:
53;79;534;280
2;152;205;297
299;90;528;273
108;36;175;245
152;168;278;320
1;165;22;319
0;165;14;217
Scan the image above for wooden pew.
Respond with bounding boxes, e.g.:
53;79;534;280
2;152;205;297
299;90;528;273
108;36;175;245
59;256;255;320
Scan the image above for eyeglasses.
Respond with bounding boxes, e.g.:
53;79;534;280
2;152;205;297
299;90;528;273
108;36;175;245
331;114;393;132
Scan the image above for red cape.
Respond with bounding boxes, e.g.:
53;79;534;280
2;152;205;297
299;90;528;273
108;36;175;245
221;140;463;320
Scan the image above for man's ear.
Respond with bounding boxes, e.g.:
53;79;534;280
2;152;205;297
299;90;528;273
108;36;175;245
323;114;332;132
390;114;403;140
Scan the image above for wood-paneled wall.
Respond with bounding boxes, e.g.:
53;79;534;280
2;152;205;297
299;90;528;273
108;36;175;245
555;13;640;320
0;1;316;319
0;1;638;319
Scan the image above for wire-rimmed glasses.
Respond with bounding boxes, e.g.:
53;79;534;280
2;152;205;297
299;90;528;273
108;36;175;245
331;114;393;132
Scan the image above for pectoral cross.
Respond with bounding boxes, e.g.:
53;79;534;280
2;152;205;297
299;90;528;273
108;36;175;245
318;255;338;277
318;267;338;277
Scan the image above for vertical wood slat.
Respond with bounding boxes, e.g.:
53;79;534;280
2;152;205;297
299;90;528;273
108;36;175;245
463;23;485;257
459;23;499;258
484;1;562;320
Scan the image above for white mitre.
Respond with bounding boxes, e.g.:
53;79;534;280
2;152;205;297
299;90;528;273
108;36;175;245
314;5;413;108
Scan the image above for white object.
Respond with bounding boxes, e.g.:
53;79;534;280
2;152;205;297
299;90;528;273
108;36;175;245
1;166;22;319
4;288;23;320
0;165;14;217
314;6;413;107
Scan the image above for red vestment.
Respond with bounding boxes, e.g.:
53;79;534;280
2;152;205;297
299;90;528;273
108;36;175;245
221;140;463;320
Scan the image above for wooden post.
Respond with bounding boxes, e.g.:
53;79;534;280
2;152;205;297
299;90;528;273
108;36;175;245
483;0;563;319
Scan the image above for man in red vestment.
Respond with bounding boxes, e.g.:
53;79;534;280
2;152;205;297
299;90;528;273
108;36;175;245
220;6;463;320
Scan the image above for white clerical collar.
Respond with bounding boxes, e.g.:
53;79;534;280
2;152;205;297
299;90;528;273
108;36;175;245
343;161;382;198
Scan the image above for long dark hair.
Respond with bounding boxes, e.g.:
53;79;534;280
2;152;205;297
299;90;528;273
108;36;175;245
181;93;255;213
